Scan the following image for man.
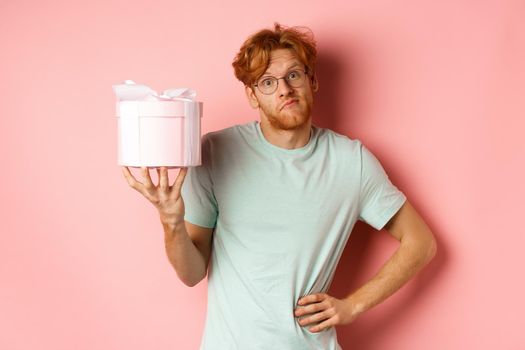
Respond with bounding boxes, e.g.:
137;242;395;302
122;23;436;350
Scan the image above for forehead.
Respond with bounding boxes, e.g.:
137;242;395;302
264;48;302;74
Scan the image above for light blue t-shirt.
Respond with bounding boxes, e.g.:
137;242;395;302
181;120;407;350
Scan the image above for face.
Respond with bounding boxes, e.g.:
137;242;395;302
245;48;318;131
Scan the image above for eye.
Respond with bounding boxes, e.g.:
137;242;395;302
288;70;300;80
261;78;275;87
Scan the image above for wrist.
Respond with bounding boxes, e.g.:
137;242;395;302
344;295;367;317
162;220;186;242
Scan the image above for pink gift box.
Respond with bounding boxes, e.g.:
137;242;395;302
114;87;203;169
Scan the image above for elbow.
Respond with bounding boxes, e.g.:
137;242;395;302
186;280;200;288
411;229;438;264
172;270;205;288
185;272;207;288
425;236;438;263
184;278;200;288
404;234;437;266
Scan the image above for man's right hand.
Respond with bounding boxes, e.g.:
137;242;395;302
122;166;189;228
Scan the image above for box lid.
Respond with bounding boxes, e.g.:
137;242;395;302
116;100;203;117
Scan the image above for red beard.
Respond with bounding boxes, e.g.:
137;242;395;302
261;99;311;131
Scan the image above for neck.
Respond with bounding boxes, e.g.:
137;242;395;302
258;119;312;150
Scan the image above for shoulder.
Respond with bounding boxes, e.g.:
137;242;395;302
203;121;252;144
315;124;363;155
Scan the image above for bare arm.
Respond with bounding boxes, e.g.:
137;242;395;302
293;199;437;332
122;166;214;287
345;200;437;315
163;221;214;287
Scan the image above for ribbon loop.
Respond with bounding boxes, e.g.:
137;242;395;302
112;80;197;102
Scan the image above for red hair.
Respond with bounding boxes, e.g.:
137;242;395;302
232;22;318;87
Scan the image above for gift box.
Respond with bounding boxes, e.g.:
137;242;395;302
113;80;203;168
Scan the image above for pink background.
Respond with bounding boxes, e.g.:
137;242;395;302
1;0;524;349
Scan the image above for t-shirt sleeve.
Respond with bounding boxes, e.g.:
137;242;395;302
357;142;407;230
180;133;218;228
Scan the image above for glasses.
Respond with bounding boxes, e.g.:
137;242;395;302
253;69;309;95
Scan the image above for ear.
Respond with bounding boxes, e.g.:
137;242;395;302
245;85;260;109
311;74;319;92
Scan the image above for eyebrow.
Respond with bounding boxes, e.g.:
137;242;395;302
262;62;301;77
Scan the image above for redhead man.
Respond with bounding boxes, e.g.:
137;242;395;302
123;22;436;350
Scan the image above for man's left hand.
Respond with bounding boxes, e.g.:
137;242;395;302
294;293;361;333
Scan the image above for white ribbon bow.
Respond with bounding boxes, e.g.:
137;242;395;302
112;80;197;101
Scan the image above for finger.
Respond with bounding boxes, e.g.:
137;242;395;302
295;300;326;317
298;309;332;327
122;166;144;190
308;316;336;333
141;166;154;188
298;293;325;306
159;167;169;190
170;167;188;198
156;167;161;188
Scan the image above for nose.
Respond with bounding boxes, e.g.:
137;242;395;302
277;77;293;96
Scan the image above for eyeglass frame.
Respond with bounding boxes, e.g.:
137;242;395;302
252;67;312;95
